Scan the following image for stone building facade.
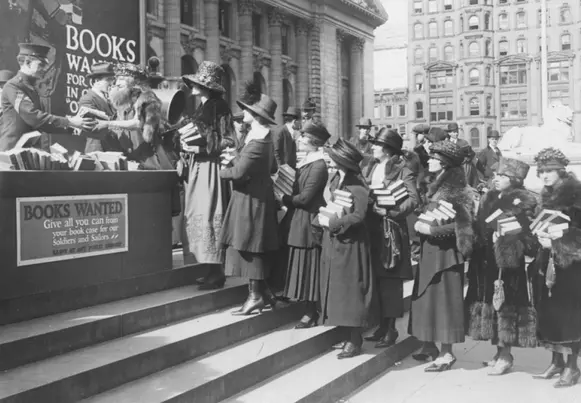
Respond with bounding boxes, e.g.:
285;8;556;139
372;87;410;139
145;0;387;138
406;0;581;149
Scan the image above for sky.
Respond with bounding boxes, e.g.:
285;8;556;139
374;0;408;90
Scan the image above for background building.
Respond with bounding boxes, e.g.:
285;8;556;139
405;0;581;149
145;0;387;138
373;87;409;137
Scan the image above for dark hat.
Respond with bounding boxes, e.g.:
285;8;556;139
237;93;277;125
233;112;244;123
430;140;464;168
497;157;530;181
0;70;15;84
370;128;403;154
426;127;448;143
446;122;460;132
18;43;50;63
458;141;475;159
87;62;115;79
412;124;430;135
534;147;570;171
115;63;149;82
356;117;374;128
488;130;501;138
301;121;331;145
302;98;316;112
182;61;225;93
326;138;363;173
283;106;301;119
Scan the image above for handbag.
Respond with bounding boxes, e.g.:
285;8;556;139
493;267;505;311
381;217;402;271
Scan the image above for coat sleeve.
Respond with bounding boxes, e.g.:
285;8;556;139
329;185;369;235
477;150;489;177
552;206;581;268
283;162;328;208
271;127;283;168
5;83;69;129
220;141;261;181
387;167;419;220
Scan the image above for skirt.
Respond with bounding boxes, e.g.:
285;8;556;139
224;246;272;280
284;246;321;302
377;278;404;319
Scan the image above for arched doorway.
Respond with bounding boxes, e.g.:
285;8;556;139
221;64;235;111
253;72;267;95
181;55;198;75
282;79;293;113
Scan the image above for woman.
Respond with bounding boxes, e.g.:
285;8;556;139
532;147;581;388
410;140;474;371
278;121;330;328
465;157;538;375
219;85;279;315
180;61;235;290
318;138;376;359
363;128;419;348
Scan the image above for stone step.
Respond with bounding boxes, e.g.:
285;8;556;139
0;302;304;403
0;279;247;371
81;324;345;403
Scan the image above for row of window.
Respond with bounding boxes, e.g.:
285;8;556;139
414;0;562;15
373;104;408;119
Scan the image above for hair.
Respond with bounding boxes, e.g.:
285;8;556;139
382;145;399;157
536;167;568;178
509;176;524;188
283;115;296;124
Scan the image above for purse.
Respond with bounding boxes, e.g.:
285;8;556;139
492;267;505;311
381;217;402;271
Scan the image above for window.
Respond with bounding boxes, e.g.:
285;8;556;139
147;0;157;15
499;13;509;30
469;15;479;30
399;125;407;137
429;0;437;13
444;0;453;10
416;101;424;119
470;0;478;4
470;127;480;148
429;69;454;90
517;38;527;53
548;61;569;82
429;21;438;37
470;97;480;116
499;0;507;3
414;0;423;13
484;13;490;30
538;36;549;52
560;7;572;24
485;66;491;84
429;46;438;62
500;63;527;85
500;92;528;119
499;40;508;56
538;9;550;27
460;41;464;58
486;96;492;116
549;89;570;106
469;41;480;57
444;45;454;61
180;0;194;26
460;68;464;86
460;15;464;32
281;24;289;55
415;73;424;90
399;104;407;117
218;1;231;37
485;39;492;56
429;96;454;121
385;105;393;117
561;34;571;50
444;20;454;36
414;48;424;64
516;12;526;29
487;126;493;137
252;13;262;47
374;106;381;119
414;23;423;39
469;68;480;85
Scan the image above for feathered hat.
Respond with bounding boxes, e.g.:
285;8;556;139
534;147;570;171
182;61;225;93
236;81;277;125
430;140;464;168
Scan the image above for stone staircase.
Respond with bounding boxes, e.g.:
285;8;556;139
0;261;421;403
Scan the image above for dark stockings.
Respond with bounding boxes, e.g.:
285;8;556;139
566;343;580;370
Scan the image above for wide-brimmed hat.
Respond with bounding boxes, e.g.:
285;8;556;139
283;106;301;119
356;117;374;128
446;122;460;132
370;128;403;154
497;157;530;180
430;140;464;168
301;121;331;145
534;147;570;171
182;61;225;93
426;127;448;143
0;70;15;84
488;130;501;138
115;63;149;82
87;62;115;79
326;138;363;173
237;94;277;125
18;43;50;64
412;124;430;135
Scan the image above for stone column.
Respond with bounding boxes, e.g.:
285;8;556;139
336;29;346;137
163;0;181;76
296;20;310;108
309;17;322;112
268;8;284;122
494;64;501;130
238;0;254;96
350;36;364;130
204;0;220;63
572;55;581;142
362;38;374;119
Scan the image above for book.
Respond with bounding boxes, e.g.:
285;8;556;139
531;209;571;234
485;209;507;230
386;179;405;193
369;183;385;191
14;131;42;149
334;189;351;199
417;213;438;226
73;156;96;171
498;216;522;236
78;106;109;120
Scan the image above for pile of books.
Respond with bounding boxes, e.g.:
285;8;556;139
179;122;206;148
531;209;571;236
485;209;522;236
273;164;296;196
87;151;128;171
418;200;456;226
0;147;69;170
370;179;409;207
317;189;353;227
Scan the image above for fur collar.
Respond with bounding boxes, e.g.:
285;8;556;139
427;166;467;198
541;173;581;213
484;187;538;217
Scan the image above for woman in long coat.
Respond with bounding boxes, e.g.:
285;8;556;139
363;128;419;348
410;140;474;371
219;86;279;315
278;121;330;328
532;147;581;388
318;138;376;359
180;61;235;289
465;157;538;375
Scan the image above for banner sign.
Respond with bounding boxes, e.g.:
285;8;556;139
0;0;141;116
16;194;128;266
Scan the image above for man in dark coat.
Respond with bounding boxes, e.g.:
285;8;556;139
477;130;502;181
412;123;431;169
271;107;299;168
0;70;15;117
352;117;374;171
0;43;94;151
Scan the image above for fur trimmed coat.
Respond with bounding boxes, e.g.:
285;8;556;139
465;187;539;347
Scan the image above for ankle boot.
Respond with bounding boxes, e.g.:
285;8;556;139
232;280;265;315
261;281;278;310
365;318;389;342
533;353;565;379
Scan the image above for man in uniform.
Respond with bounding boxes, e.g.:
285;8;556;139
477;129;502;181
0;43;94;151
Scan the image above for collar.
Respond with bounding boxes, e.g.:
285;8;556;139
297;149;325;169
245;120;270;144
285;122;294;133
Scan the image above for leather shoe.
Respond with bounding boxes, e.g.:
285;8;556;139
295;313;319;329
533;363;565;380
337;341;361;359
554;368;581;388
332;341;346;350
482;353;499;367
198;276;226;290
488;355;513;376
424;357;456;372
375;330;398;349
364;326;386;342
413;348;439;362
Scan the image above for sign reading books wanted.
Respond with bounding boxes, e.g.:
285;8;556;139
16;194;128;267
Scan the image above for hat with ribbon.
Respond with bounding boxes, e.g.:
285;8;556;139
326;138;364;173
87;62;116;79
283;106;301;119
430;140;465;168
0;70;15;84
446;122;460;132
497;157;530;181
301;121;331;146
425;126;448;143
18;43;51;64
115;63;149;82
370;127;403;154
237;94;277;125
412;123;430;135
488;130;501;138
182;61;225;93
534;147;570;171
356;117;374;128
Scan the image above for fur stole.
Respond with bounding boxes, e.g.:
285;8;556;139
134;90;163;144
540;173;581;268
427;166;474;257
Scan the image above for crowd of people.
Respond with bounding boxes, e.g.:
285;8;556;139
0;45;579;389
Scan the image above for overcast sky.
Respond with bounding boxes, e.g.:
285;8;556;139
374;0;408;90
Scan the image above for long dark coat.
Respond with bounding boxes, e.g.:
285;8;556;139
77;89;120;153
477;146;502;180
465;187;539;347
271;124;297;169
319;171;377;328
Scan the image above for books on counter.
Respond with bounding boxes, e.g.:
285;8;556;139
13;130;42;149
418;200;456;226
370;179;409;207
273;164;296;196
87;151;128;171
531;209;571;235
317;189;354;227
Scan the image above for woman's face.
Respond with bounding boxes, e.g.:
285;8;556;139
427;157;443;173
371;143;387;160
243;109;254;124
297;134;316;152
539;169;561;187
493;173;511;191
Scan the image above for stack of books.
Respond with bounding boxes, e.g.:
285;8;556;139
485;209;522;236
0;146;69;171
531;209;571;235
179;122;206;148
87;151;128;171
273;164;296;196
370;179;409;207
317;189;354;227
418;200;457;226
